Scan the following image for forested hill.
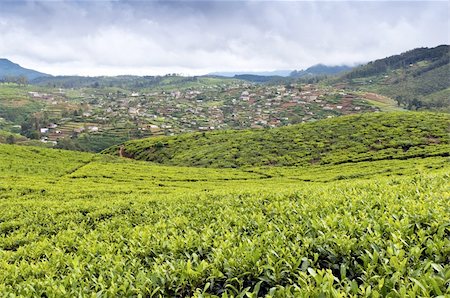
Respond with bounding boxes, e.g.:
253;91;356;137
338;45;450;111
103;112;450;168
0;59;51;81
344;45;448;79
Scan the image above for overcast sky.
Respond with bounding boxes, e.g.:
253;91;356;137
0;0;448;76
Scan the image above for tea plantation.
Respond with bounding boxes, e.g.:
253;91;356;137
1;111;449;297
103;112;450;168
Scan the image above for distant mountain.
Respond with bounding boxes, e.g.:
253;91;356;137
209;65;353;83
209;70;292;77
231;74;286;83
0;59;51;81
338;45;450;111
290;64;353;78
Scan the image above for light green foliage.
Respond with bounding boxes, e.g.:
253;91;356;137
0;131;27;144
103;112;450;168
0;143;449;297
0;145;92;176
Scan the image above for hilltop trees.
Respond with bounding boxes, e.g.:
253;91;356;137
0;75;28;85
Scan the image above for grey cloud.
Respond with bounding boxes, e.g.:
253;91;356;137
0;0;448;75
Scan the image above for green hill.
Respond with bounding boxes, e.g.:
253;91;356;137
31;74;240;90
103;112;450;168
290;64;353;78
338;45;450;111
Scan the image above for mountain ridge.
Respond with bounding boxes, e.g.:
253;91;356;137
0;58;52;81
209;64;353;79
290;64;353;78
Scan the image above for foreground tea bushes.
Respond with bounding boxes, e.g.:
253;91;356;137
1;144;449;296
1;151;449;296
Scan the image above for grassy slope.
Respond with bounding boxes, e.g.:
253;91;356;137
0;84;45;123
103;112;450;168
0;130;27;143
0;144;449;296
374;64;450;102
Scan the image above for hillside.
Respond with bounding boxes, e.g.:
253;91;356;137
290;64;353;78
1;143;449;296
30;74;240;89
103;112;450;168
338;45;450;111
1;79;382;152
210;64;354;83
0;59;51;81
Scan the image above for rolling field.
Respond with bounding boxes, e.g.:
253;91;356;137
0;144;449;297
104;112;450;168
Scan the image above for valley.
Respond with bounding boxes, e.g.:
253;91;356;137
0;78;382;152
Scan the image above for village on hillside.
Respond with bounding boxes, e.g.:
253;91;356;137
16;81;379;148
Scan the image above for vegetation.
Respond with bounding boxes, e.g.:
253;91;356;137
0;130;27;144
338;45;450;111
1;48;449;296
290;64;352;78
0;78;380;153
30;75;240;90
0;142;449;296
344;45;448;79
1;46;448;154
103;112;450;168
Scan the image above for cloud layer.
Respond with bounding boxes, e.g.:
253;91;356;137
0;0;448;75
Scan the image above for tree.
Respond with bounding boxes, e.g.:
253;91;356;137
55;138;85;151
409;98;423;110
6;134;15;144
18;76;28;86
394;96;403;107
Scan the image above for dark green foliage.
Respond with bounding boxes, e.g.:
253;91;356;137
290;64;352;78
338;45;450;111
0;101;43;124
30;74;239;89
103;112;450;168
232;74;284;83
5;134;15;144
31;75;167;89
344;45;449;79
55;134;130;152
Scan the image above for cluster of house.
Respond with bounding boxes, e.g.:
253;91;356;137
32;82;377;144
39;122;99;143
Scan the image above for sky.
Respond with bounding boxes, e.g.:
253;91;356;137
0;0;448;76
